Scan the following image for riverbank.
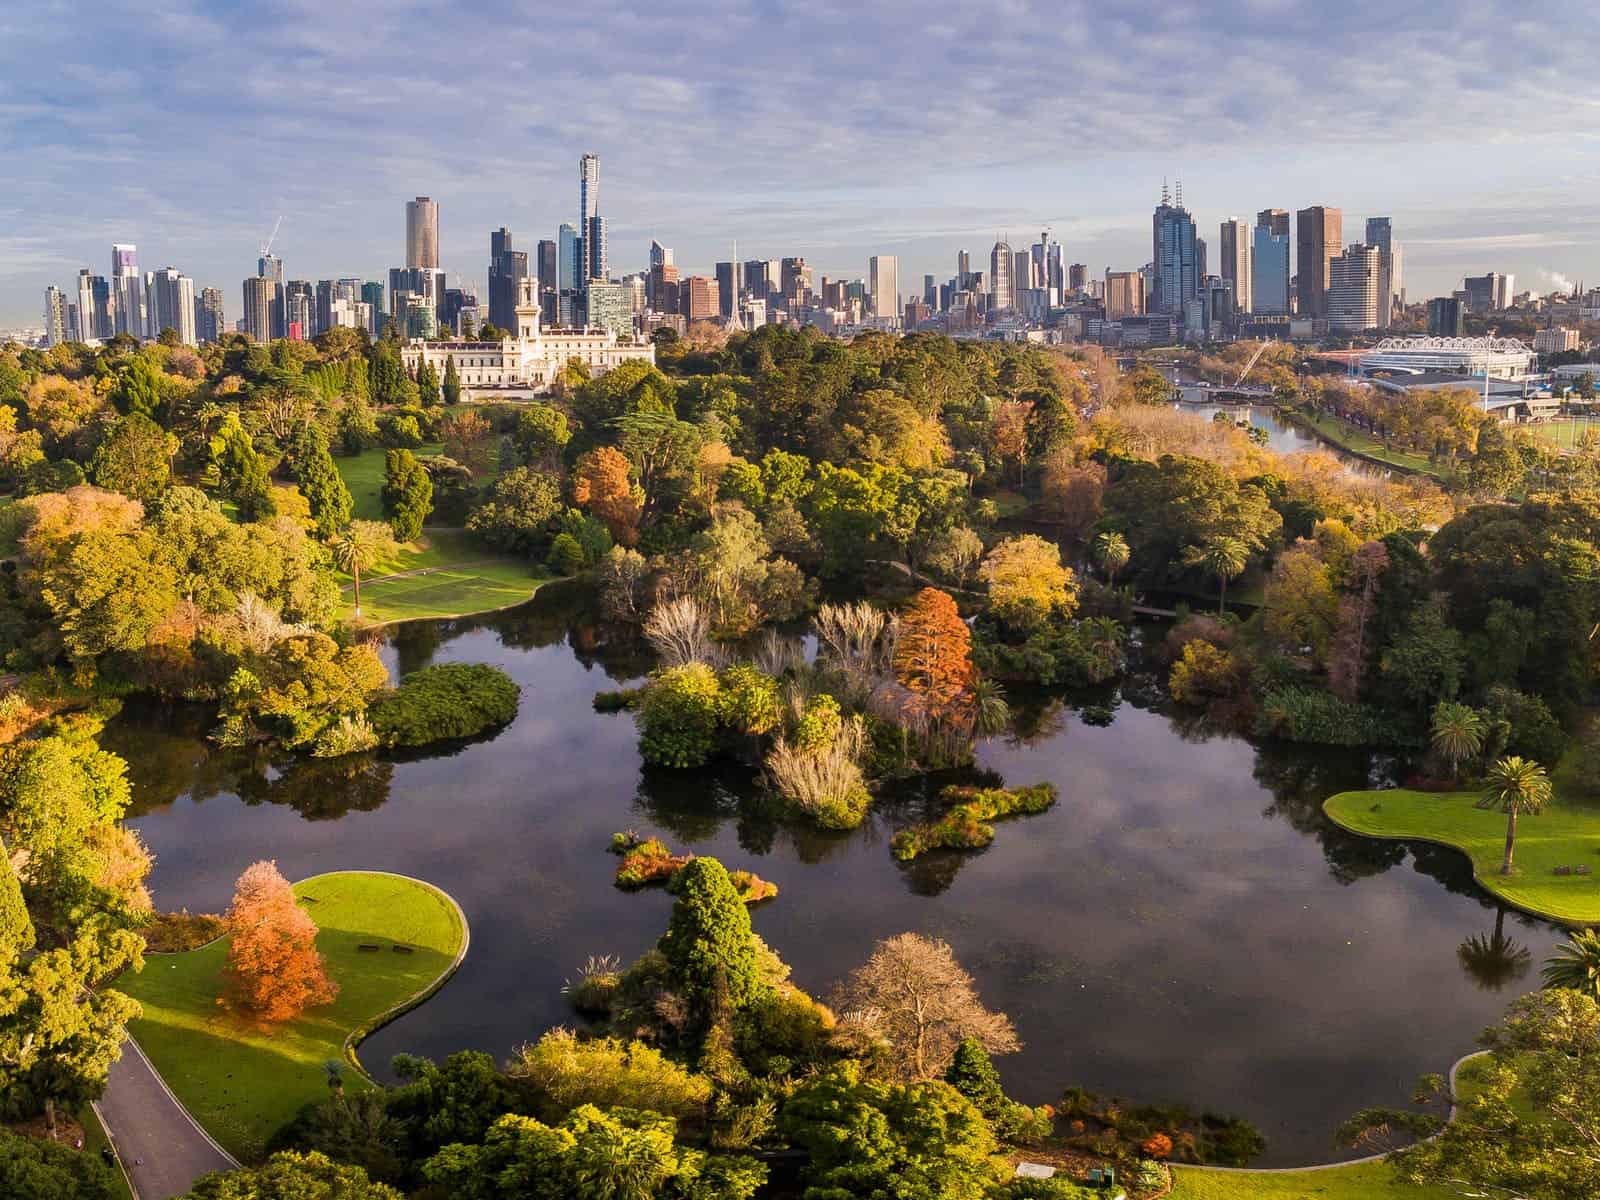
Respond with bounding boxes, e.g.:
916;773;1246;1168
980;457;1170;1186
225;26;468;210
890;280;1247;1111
116;870;468;1161
1324;787;1600;924
339;528;554;624
1283;410;1448;478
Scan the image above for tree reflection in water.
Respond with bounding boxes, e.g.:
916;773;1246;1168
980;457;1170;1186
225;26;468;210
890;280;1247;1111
1456;907;1532;992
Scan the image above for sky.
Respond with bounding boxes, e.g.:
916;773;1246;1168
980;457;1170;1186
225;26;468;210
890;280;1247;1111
3;0;1599;327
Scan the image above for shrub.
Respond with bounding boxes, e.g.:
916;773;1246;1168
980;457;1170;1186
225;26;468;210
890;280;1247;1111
546;532;586;575
891;783;1057;861
141;909;228;952
717;665;782;736
1168;640;1241;704
1254;686;1397;747
370;663;520;747
637;663;723;768
1141;1131;1174;1159
727;869;779;904
563;954;623;1015
311;713;379;758
508;1029;713;1121
765;713;871;829
734;987;836;1077
592;687;644;712
659;857;765;1016
615;838;691;888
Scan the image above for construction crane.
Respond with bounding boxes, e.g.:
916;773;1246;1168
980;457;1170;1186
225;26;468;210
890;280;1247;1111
1233;338;1273;388
259;215;283;261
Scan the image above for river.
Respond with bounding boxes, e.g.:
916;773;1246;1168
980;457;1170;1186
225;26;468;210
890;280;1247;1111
106;598;1557;1166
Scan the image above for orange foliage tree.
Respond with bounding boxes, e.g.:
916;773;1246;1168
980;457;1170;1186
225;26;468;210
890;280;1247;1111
222;860;338;1021
893;587;976;732
573;446;642;546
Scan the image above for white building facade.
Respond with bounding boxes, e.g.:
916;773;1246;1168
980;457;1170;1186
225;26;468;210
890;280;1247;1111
402;278;653;395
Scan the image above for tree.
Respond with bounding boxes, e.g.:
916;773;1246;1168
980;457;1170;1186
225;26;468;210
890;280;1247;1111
90;412;177;502
1184;534;1248;614
1477;756;1551;875
1541;928;1600;999
1261;545;1338;663
110;354;165;420
214;415;276;521
513;404;571;470
442;355;461;406
381;449;432;542
222;860;338;1020
657;857;762;1019
416;360;441;408
184;1151;401;1200
1430;701;1484;781
294;425;354;539
0;1127;121;1200
1390;989;1600;1200
465;467;562;555
369;343;408;407
573;447;642;546
0;846;33;953
980;535;1077;634
893;588;976;733
831;932;1018;1081
1092;529;1130;584
330;520;399;618
1118;363;1171;406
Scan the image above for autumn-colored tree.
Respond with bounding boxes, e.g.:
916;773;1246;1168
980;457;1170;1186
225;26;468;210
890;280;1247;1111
990;400;1033;485
893;588;975;730
222;860;337;1021
573;446;642;547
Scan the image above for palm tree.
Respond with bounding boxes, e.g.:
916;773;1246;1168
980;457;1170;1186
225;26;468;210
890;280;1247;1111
1476;756;1552;875
1541;928;1600;999
1080;616;1126;683
329;519;398;618
970;677;1011;738
1430;701;1485;781
1092;531;1130;585
1184;535;1249;615
1456;909;1530;992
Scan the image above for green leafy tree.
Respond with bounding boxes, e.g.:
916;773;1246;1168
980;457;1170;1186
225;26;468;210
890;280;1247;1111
442;355;461;406
513;404;572;470
0;847;33;953
110;355;165;421
369;343;408;407
944;1037;1005;1114
465;467;561;555
658;857;763;1018
381;449;433;542
90;412;177;502
294;425;354;539
214;414;276;520
183;1150;402;1199
1430;701;1484;780
1378;596;1466;710
1541;928;1600;999
636;664;723;769
417;360;441;408
0;1127;121;1200
1477;756;1552;875
1092;530;1130;583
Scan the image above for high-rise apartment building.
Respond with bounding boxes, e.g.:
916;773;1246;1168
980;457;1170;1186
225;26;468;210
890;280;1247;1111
488;228;528;332
1427;297;1465;336
257;253;282;284
989;240;1014;312
406;197;439;269
1364;218;1400;328
1251;222;1291;316
111;243;146;338
743;260;778;303
42;286;66;346
537;239;558;326
197;287;225;343
1069;263;1088;293
1219;219;1252;315
1151;189;1200;324
957;250;972;290
558;223;580;291
150;267;196;345
1463;272;1514;313
73;269;111;341
923;274;938;309
242;276;279;342
868;255;899;323
1105;270;1146;320
361;281;386;333
1327;244;1380;332
1257;208;1290;237
680;276;719;323
577;154;602;285
1294;206;1342;318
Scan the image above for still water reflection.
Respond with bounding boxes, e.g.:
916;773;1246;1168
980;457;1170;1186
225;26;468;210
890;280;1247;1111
109;596;1558;1166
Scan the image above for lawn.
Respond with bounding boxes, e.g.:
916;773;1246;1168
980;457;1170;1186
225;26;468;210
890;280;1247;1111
338;528;554;625
1169;1160;1456;1200
1529;417;1600;452
117;871;467;1162
1290;412;1447;478
335;443;445;521
1324;788;1600;924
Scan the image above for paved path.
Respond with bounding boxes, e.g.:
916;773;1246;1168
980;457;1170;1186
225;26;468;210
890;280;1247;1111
98;1035;237;1200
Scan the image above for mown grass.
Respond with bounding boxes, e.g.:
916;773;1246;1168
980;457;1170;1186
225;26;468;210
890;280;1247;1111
116;871;465;1162
1290;412;1447;478
1169;1160;1456;1200
337;528;552;624
1324;787;1600;924
335;443;445;521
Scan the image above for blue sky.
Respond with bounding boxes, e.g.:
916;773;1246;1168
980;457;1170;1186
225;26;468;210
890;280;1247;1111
3;0;1598;326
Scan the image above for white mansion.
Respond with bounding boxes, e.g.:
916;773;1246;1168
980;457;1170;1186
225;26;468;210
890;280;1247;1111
401;278;654;396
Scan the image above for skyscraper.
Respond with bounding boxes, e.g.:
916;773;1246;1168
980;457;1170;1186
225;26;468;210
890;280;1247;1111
1256;208;1289;237
242;276;279;342
715;261;740;319
111;243;145;338
650;241;678;313
257;253;282;284
989;240;1014;312
42;286;66;346
150;267;196;345
558;224;580;290
1151;188;1200;325
1251;222;1290;316
197;287;225;343
923;274;938;309
74;270;105;341
537;239;558;326
1219;219;1252;315
1294;206;1342;318
1104;271;1146;320
1068;264;1087;293
957;250;972;290
361;281;386;333
868;255;898;323
406;197;439;270
489;228;528;332
1327;244;1380;332
1364;218;1398;328
578;154;602;285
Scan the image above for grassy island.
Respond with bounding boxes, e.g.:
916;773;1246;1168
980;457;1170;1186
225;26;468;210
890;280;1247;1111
1324;788;1600;924
117;871;467;1161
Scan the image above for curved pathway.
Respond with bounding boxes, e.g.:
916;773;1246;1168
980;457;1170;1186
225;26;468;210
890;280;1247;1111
98;1035;238;1200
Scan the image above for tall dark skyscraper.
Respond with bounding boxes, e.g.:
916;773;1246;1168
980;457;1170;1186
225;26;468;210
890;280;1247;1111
1295;205;1342;318
715;261;740;319
577;154;603;285
488;227;528;332
1151;185;1200;321
537;239;558;325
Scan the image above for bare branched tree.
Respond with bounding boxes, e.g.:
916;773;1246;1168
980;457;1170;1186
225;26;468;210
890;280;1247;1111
644;596;716;668
830;932;1019;1081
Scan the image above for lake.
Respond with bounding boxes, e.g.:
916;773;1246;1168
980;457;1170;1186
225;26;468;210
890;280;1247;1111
108;596;1558;1166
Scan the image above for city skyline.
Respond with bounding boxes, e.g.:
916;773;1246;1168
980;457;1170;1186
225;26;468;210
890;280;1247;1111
4;1;1599;325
